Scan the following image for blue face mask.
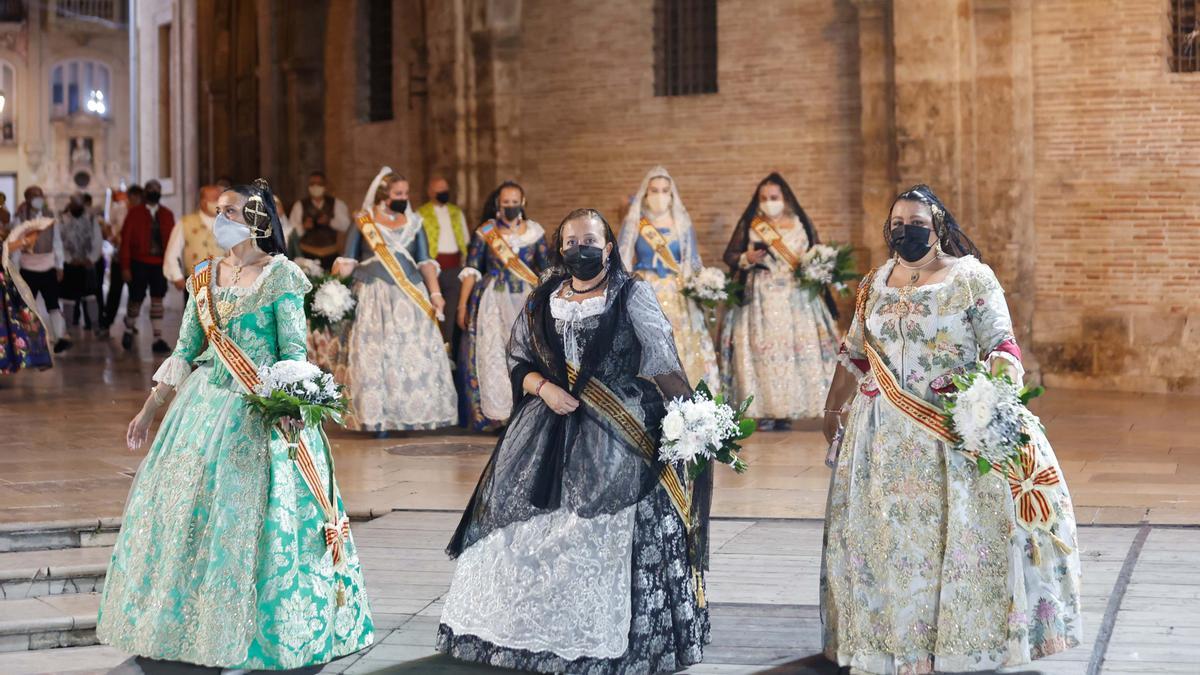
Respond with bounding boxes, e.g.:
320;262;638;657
213;213;252;250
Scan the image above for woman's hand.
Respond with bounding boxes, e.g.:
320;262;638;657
822;410;844;445
280;416;306;433
746;248;768;265
540;382;580;415
331;258;357;278
456;303;468;331
127;407;154;451
430;293;446;316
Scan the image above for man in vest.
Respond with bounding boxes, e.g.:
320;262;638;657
417;175;469;350
163;184;223;303
118;179;174;354
288;170;351;270
14;185;70;353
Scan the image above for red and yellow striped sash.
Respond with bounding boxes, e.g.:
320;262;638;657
192;260;352;573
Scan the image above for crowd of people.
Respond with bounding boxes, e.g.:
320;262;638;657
1;168;1083;674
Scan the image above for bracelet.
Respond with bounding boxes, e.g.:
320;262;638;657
151;386;167;407
430;292;443;298
534;378;549;398
823;407;844;415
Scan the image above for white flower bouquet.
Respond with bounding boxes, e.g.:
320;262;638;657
305;275;357;331
682;267;731;309
658;380;756;480
244;360;349;459
293;257;326;279
944;369;1045;475
796;243;858;297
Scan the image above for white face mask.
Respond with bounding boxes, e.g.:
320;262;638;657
308;185;326;199
31;197;45;211
646;193;671;215
213;213;252;250
760;200;785;218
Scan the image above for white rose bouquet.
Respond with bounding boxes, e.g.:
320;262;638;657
305;275;357;331
682;267;731;308
796;243;858;297
944;369;1045;475
658;380;756;480
244;360;349;459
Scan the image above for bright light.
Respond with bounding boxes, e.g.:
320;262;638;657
85;90;106;116
0;92;6;115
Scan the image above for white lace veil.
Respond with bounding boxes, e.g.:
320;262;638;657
617;166;700;279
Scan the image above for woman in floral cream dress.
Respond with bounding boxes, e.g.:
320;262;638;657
819;184;1081;673
97;180;373;670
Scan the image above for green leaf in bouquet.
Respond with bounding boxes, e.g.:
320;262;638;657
695;380;713;399
687;460;710;482
976;456;993;475
737;395;755;417
1019;385;1045;406
737;418;757;439
300;404;324;428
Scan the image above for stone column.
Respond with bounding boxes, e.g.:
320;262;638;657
850;0;897;267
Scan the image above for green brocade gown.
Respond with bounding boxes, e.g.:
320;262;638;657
97;256;374;669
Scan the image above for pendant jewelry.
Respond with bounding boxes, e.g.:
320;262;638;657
216;260;245;323
566;271;607;298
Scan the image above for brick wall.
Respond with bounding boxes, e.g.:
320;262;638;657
1031;0;1200;393
513;0;864;263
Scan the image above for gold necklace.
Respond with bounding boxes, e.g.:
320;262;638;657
896;254;939;285
216;258;247;322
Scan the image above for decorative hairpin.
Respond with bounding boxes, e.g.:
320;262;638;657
244;178;273;239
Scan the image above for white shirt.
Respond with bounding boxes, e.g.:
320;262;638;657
15;216;63;272
433;204;459;254
287;197;351;241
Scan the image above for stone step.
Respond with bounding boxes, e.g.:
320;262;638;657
0;592;101;653
0;519;121;554
0;546;110;599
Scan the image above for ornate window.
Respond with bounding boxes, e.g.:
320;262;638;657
51;59;112;118
0;60;14;143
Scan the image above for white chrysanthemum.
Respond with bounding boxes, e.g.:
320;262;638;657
950;374;1028;465
312;280;356;323
658;390;742;466
800;244;838;284
685;266;729;302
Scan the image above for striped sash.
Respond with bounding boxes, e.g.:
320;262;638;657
480;222;539;286
354;211;438;323
749;216;801;271
566;363;692;529
637;218;682;275
192;260;353;576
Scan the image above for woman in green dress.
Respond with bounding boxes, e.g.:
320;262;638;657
97;180;374;670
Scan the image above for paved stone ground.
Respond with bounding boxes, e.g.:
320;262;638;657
2;512;1198;674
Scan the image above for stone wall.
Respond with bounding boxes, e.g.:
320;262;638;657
1030;0;1200;393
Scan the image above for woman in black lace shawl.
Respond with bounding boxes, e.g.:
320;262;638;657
438;208;711;675
720;172;841;428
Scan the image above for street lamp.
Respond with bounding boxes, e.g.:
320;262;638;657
85;90;105;116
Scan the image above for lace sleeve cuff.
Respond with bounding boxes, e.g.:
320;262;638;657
419;258;441;274
986;349;1025;385
152;355;193;388
837;343;869;379
458;267;482;281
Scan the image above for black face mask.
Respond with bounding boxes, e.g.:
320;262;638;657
388;199;408;213
890;224;934;263
68;205;85;217
435;191;451;205
562;245;606;280
501;206;522;223
145;191;162;205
